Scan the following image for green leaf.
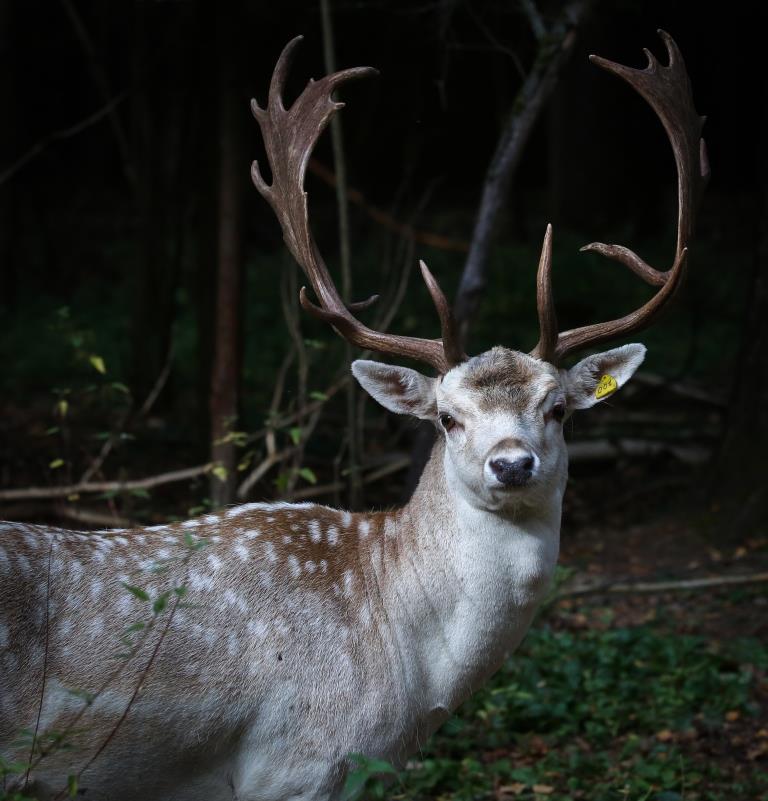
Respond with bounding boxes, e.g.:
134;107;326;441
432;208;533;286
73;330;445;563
211;464;228;482
121;583;150;602
288;427;302;446
174;585;188;598
57;398;69;419
153;592;169;615
89;354;107;374
130;487;151;499
49;458;65;469
309;390;328;401
125;622;146;633
67;774;78;797
298;467;317;485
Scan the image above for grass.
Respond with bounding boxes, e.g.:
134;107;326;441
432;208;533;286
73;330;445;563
348;608;768;801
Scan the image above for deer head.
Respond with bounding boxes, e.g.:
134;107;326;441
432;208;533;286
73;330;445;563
252;32;709;515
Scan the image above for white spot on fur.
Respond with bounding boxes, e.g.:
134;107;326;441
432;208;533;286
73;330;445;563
327;526;339;546
343;570;354;597
245;529;261;540
282;535;292;545
247;619;268;640
224;589;248;614
114;536;128;546
207;554;222;571
309;520;322;544
189;571;215;592
146;525;168;532
358;520;371;539
16;553;31;575
263;541;277;563
182;520;200;529
134;535;147;545
288;554;301;579
341;511;352;527
23;532;39;550
234;544;250;561
305;560;317;574
203;515;219;525
320;559;328;574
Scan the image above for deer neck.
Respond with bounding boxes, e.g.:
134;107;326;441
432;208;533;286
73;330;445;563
380;436;563;721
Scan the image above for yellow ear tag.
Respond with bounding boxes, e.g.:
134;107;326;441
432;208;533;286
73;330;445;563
595;374;618;400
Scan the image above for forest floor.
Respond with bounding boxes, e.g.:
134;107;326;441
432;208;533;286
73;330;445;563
370;466;768;801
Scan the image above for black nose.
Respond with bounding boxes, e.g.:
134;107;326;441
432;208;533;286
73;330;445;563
489;456;535;487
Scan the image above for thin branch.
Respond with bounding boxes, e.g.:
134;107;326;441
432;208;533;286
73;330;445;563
58;0;136;188
289;455;411;501
0;94;127;186
24;538;54;792
519;0;547;42
557;571;768;600
0;464;212;502
4;503;133;529
79;346;174;485
308;159;469;253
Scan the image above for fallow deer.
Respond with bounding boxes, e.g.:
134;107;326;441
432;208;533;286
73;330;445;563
0;31;708;801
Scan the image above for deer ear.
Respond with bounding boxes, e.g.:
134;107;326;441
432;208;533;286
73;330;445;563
563;344;646;410
352;360;438;420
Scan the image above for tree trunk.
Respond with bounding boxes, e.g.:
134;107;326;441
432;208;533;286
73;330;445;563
712;84;768;537
209;14;243;507
453;0;593;342
0;0;17;310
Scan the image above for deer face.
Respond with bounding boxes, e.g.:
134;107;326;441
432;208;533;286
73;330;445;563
353;343;645;512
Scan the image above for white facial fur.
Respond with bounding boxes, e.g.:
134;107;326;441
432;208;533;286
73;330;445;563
353;343;646;513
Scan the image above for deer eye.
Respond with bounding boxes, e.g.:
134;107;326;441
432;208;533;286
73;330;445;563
551;401;566;422
438;413;456;432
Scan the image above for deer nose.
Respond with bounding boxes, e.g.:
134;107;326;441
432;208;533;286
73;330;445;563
488;455;535;487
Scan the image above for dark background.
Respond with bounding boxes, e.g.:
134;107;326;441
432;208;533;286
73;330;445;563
1;2;768;798
1;1;766;529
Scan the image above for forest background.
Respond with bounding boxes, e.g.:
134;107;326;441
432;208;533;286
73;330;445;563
1;1;767;799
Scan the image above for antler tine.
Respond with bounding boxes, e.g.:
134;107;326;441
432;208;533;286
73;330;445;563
252;38;466;375
530;30;709;364
531;224;557;363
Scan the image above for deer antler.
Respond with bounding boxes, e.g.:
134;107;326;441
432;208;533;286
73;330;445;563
531;30;710;364
251;36;466;375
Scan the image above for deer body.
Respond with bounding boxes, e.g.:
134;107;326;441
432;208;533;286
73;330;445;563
2;365;564;799
1;31;707;801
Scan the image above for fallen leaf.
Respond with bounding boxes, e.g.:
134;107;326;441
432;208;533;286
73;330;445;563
533;785;554;795
747;742;768;760
725;710;740;722
656;729;674;742
497;783;526;797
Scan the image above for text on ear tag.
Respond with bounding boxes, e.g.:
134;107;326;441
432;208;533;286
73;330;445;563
595;374;618;399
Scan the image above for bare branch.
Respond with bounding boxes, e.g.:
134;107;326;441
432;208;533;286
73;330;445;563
557;571;768;600
0;94;127;186
308;159;469;253
0;464;212;502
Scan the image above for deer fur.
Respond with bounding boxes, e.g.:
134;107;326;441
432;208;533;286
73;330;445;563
0;345;644;801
